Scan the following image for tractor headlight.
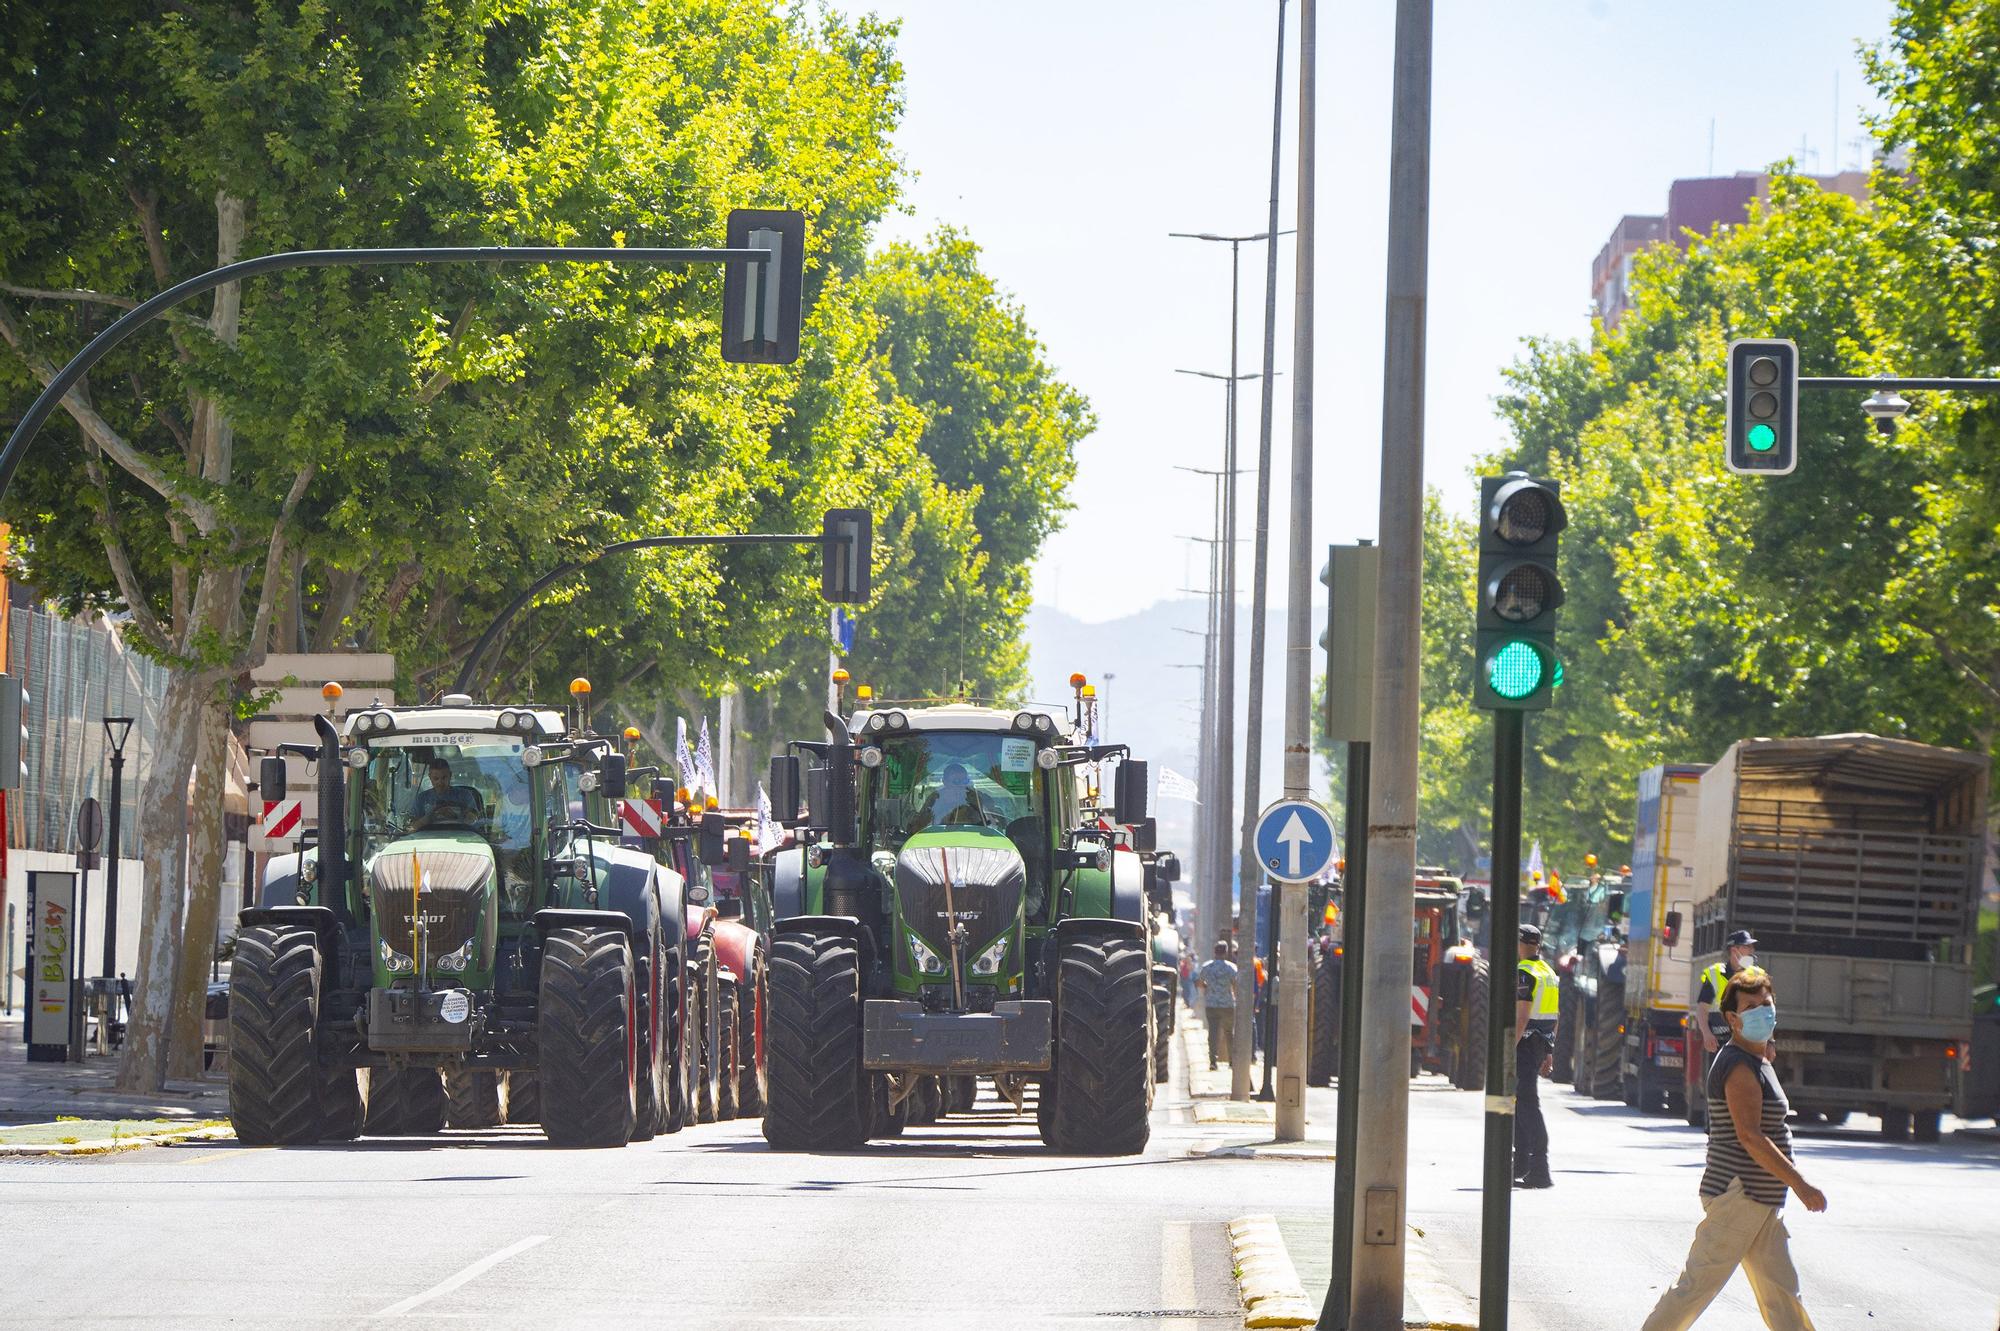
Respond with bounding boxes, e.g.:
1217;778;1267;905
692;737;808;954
521;745;544;768
1012;712;1035;732
1036;747;1060;770
866;712;888;733
858;746;884;768
580;770;600;792
345;746;370;769
434;940;475;974
379;938;413;973
886;710;909;731
970;934;1011;977
1034;714;1056;736
906;930;946;975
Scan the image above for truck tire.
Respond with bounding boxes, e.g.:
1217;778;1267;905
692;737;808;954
365;1066;447;1136
444;1068;506;1129
762;930;867;1151
1051;932;1152;1155
505;1070;541;1125
1880;1107;1912;1141
1552;979;1577;1084
227;926;331;1146
736;961;767;1119
1308;950;1339;1087
1912;1110;1942;1143
537;926;639;1148
693;932;720;1124
716;981;740;1121
1590;982;1624;1100
1151;980;1172;1084
1452;958;1490;1092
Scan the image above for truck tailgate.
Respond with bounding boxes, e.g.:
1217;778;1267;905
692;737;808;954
1762;952;1973;1037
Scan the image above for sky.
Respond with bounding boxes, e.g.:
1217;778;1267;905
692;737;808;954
867;0;1897;622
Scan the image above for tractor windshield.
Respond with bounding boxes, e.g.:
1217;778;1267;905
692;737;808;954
359;734;537;857
868;730;1042;849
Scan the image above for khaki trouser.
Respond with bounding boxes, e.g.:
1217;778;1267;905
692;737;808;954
1204;1006;1233;1067
1641;1179;1817;1331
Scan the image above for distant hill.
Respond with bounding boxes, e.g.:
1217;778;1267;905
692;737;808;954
1025;597;1331;855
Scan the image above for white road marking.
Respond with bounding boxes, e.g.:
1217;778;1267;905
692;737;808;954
371;1234;549;1318
1159;1219;1195;1309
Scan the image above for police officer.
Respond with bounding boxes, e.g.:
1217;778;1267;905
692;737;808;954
1515;923;1560;1189
1696;930;1758;1060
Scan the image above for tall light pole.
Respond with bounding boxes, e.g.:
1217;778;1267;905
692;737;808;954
101;717;134;981
1175;366;1258;991
1349;0;1432;1325
1177;464;1245;954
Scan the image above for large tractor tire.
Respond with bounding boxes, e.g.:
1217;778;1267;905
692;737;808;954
909;1076;943;1125
318;1066;365;1141
1151;978;1173;1085
227;925;333;1146
1552;978;1578;1084
1590;981;1625;1100
763;930;867;1151
945;1075;978;1115
537;926;639;1148
1308;950;1339;1087
445;1068;506;1129
1451;958;1491;1091
1035;1077;1057;1145
716;982;741;1122
505;1070;541;1125
630;939;668;1144
693;932;721;1125
736;962;767;1118
365;1066;448;1136
870;1076;907;1138
1050;932;1153;1155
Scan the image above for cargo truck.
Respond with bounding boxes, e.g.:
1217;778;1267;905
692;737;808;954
1616;764;1707;1113
1685;734;1986;1142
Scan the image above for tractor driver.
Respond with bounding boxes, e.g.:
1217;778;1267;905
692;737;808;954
410;757;484;829
910;762;986;832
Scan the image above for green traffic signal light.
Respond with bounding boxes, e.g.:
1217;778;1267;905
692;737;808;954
1746;423;1776;452
1486;640;1544;700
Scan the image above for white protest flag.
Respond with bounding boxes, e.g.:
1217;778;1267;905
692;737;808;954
695;717;716;797
674;717;696;789
1156;767;1201;804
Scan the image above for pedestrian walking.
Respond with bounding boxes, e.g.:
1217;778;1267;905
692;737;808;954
1514;924;1559;1188
1179;950;1195;1008
1196;941;1238;1070
1642;966;1826;1331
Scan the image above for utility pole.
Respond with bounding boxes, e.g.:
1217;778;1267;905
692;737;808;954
1350;0;1433;1325
1177;464;1242;957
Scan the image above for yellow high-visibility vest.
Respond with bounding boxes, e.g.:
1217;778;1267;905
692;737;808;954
1519;957;1559;1022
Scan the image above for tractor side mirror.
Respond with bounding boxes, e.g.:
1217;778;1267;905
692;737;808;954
258;755;287;802
1113;759;1149;824
599;752;628;800
1155;851;1181;883
1126;816;1157;852
1466;892;1487;919
804;764;828;826
698;813;728;867
727;835;751;876
1662;910;1682;949
715;895;744;919
768;755;802;823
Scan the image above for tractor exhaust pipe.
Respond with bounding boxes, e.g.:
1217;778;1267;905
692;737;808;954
314;713;350;929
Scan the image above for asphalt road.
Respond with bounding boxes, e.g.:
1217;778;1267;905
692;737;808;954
2;1031;1995;1331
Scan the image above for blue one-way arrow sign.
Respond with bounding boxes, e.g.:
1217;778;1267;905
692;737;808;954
1253;797;1337;883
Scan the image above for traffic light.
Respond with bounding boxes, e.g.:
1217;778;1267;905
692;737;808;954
820;507;872;603
721;208;806;364
1725;338;1798;476
1475;474;1565;710
0;674;23;789
1319;542;1378;743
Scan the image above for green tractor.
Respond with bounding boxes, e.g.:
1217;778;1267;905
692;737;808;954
232;692;695;1148
761;699;1156;1153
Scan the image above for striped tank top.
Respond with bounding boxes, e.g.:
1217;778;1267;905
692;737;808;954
1700;1043;1793;1207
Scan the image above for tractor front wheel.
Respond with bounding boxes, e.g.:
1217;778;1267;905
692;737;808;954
445;1068;506;1129
537;926;639;1148
1308;949;1340;1087
716;981;741;1121
364;1066;447;1136
227;925;331;1146
505;1071;541;1125
736;962;767;1118
693;933;721;1124
1051;932;1153;1155
762;930;866;1151
1451;957;1490;1092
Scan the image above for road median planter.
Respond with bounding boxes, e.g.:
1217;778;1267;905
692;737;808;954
0;1118;233;1156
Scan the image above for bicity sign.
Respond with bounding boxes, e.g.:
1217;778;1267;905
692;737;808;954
1252;798;1338;884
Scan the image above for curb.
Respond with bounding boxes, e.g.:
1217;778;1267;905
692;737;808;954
0;1122;233;1158
1227;1214;1317;1328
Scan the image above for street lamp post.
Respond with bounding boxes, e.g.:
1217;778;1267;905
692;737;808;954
101;717;134;983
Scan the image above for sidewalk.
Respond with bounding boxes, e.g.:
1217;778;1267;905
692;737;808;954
1178;1006;1336;1160
0;1013;229;1125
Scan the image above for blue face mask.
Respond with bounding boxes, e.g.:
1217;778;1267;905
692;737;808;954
1736;1005;1777;1044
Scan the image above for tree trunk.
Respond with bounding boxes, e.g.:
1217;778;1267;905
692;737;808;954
165;690;230;1081
115;668;206;1092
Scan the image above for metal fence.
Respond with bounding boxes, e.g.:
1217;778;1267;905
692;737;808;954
6;604;168;859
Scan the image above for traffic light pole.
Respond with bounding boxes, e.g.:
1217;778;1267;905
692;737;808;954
1322;738;1370;1331
1478;708;1524;1331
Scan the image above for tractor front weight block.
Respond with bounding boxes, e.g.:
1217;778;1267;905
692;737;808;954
862;999;1053;1072
366;987;479;1054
